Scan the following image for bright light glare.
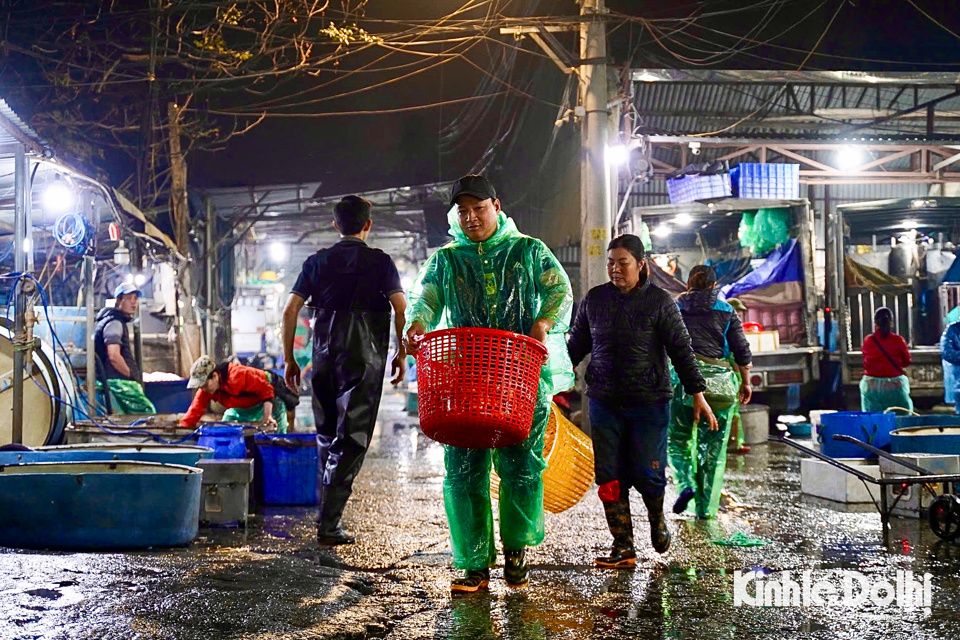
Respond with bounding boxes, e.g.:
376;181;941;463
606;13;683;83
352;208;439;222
674;213;693;226
836;145;863;171
134;273;147;287
401;275;414;291
124;273;134;283
653;225;672;238
902;219;918;229
270;242;288;262
606;144;630;165
22;237;31;253
42;180;75;214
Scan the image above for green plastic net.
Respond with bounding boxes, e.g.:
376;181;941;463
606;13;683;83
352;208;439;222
406;209;574;570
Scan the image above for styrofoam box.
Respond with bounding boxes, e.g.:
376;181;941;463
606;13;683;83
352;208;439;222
746;330;780;353
801;457;880;503
879;453;959;519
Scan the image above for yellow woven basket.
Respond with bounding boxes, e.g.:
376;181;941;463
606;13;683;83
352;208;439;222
491;403;595;513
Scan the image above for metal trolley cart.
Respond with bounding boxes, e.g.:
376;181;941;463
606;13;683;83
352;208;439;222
775;434;960;542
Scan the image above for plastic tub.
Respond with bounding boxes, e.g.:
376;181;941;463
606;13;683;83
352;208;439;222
818;411;896;458
197;426;246;459
254;433;319;505
143;379;196;414
890;426;960;456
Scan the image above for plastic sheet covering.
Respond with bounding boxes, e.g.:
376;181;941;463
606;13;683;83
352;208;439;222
668;358;740;518
406;210;574;570
104;379;156;415
859;375;914;414
739;208;790;256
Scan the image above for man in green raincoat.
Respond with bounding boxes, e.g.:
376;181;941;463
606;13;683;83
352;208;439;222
405;174;574;593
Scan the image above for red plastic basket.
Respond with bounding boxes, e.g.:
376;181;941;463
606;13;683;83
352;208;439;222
415;327;549;449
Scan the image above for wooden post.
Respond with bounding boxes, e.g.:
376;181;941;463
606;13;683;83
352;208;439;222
168;103;201;376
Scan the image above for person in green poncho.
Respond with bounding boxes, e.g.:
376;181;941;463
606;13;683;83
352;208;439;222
404;174;574;593
668;266;753;519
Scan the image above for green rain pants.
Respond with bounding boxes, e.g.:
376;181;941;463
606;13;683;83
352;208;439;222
443;402;550;571
860;375;913;414
104;379;157;415
223;401;289;433
668;357;740;519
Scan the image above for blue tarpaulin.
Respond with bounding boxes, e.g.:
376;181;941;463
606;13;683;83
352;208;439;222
721;239;802;300
942;250;960;284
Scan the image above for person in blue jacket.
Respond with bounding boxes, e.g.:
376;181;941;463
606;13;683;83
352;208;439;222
941;319;960;413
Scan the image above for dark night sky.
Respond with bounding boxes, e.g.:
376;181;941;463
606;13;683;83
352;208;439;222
189;0;960;199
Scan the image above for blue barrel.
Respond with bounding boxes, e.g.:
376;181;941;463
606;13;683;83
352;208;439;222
0;444;212;467
818;411;896;458
890;426;960;455
197;426;246;459
0;461;201;550
254;433;319;505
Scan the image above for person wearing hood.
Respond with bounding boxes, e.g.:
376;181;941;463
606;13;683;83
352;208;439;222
667;265;752;520
93;282;156;414
567;235;714;569
281;195;408;546
404;174;574;593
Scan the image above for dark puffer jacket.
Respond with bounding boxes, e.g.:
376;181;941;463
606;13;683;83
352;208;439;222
677;288;752;366
567;279;706;406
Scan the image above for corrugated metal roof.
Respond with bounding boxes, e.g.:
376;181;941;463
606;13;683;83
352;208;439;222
631;70;960;141
0;96;47;153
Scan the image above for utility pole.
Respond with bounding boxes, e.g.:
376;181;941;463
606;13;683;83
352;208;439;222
204;195;216;357
579;0;611;297
11;145;31;444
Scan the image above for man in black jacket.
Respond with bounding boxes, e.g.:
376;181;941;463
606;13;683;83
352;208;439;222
93;282;156;414
568;234;715;568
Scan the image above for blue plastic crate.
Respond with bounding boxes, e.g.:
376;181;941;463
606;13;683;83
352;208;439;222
666;173;731;204
197;426;246;459
817;411;896;458
730;163;800;199
254;433;319;505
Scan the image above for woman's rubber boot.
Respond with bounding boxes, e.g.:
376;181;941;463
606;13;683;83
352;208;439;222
451;569;490;594
595;493;636;568
672;488;695;514
504;548;529;588
642;493;671;554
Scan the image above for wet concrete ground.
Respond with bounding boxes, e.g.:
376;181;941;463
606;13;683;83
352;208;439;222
4;390;960;639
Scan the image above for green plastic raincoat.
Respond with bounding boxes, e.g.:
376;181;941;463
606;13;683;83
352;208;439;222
860;375;913;414
406;210;574;571
668;356;741;519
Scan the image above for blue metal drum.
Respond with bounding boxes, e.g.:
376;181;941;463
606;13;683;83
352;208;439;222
0;461;202;550
0;443;212;467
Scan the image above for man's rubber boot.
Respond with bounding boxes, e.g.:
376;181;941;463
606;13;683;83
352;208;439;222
595;493;636;568
451;569;490;593
504;548;529;588
642;493;671;554
316;527;356;546
317;484;355;544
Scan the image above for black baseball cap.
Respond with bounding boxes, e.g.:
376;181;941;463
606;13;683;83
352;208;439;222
449;174;497;207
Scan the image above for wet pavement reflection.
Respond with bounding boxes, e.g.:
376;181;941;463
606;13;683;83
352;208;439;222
4;389;960;638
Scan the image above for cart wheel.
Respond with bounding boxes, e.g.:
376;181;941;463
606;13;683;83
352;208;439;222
928;495;960;541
